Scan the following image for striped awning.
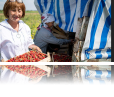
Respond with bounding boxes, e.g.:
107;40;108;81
81;68;111;84
81;0;111;60
34;0;93;32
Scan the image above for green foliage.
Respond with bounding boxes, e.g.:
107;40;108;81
0;11;41;39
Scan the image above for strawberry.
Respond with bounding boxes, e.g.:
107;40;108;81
7;50;47;62
53;54;72;62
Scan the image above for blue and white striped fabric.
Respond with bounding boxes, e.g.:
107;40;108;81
34;0;93;32
81;68;111;84
81;0;111;60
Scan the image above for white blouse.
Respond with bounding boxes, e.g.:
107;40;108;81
0;19;34;61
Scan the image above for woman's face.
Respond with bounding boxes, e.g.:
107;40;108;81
8;7;23;23
46;21;54;28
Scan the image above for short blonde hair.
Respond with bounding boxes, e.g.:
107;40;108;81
3;0;25;18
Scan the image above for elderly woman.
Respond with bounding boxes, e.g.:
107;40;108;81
34;13;72;54
0;0;42;61
0;0;44;84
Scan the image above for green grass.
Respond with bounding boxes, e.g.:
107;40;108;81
0;10;41;39
25;10;38;13
0;15;5;22
0;10;38;13
0;10;3;13
22;12;41;38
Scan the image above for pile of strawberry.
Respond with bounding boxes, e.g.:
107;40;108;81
5;65;47;79
53;65;72;75
7;50;47;62
53;54;72;62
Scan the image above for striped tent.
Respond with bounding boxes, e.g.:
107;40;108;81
81;68;111;84
34;0;93;32
81;0;111;60
34;0;111;60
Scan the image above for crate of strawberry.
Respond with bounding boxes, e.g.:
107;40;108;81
4;65;48;79
6;50;51;62
52;54;72;62
52;65;72;76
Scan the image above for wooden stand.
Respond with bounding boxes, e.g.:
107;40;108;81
52;25;69;39
38;52;51;62
51;25;70;55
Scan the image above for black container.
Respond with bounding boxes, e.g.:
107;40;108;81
47;44;60;52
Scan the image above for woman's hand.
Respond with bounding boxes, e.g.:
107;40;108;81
35;46;42;53
29;44;42;53
69;39;75;45
29;77;42;85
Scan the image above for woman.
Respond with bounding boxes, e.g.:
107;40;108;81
0;0;42;61
0;0;43;83
34;13;73;54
